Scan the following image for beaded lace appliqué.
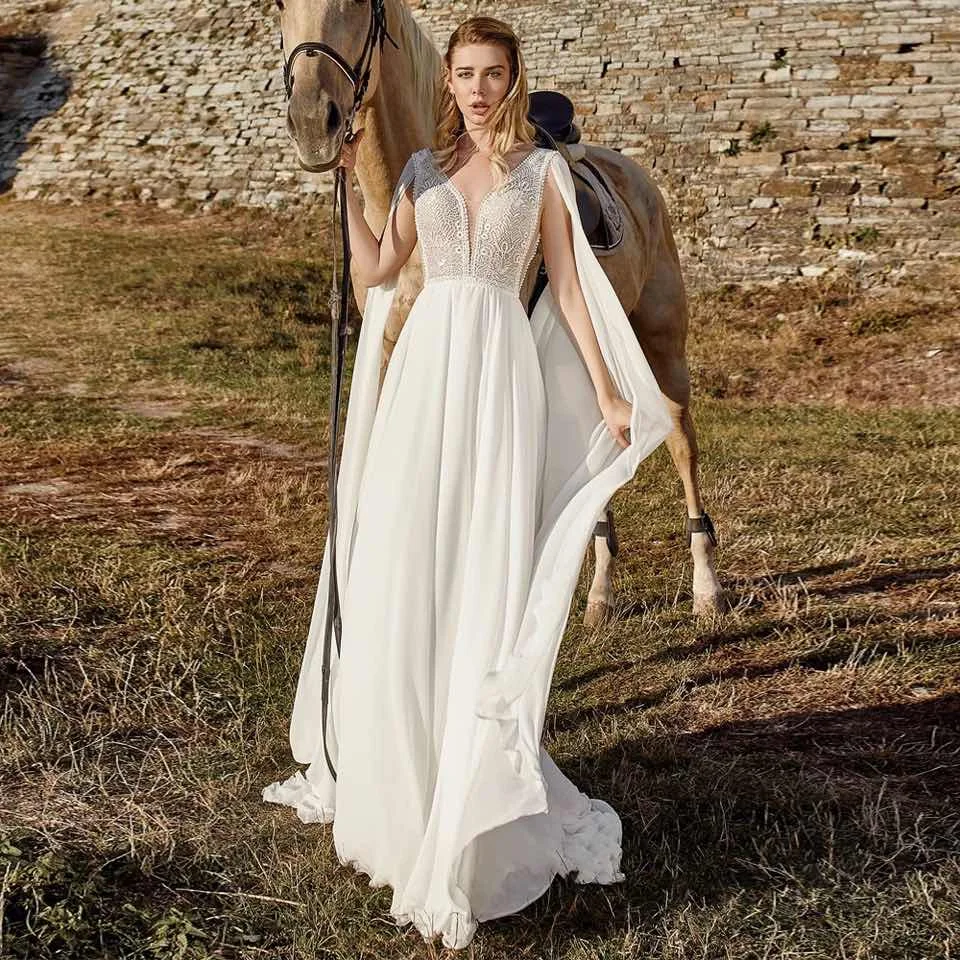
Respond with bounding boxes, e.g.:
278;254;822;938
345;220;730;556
404;147;556;297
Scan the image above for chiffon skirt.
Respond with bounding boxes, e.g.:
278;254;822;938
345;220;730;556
263;275;625;949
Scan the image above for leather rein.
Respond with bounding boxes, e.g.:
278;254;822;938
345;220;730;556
279;1;398;783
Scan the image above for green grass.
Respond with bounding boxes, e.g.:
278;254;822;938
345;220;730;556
1;200;958;959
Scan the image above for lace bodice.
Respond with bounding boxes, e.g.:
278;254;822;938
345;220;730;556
395;146;557;298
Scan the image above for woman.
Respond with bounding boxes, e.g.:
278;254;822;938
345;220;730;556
263;16;673;950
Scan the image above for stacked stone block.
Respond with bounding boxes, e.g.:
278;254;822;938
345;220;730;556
1;0;957;282
0;0;312;209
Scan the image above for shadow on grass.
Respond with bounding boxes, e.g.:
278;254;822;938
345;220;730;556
506;693;960;953
553;660;636;692
616;549;959;624
0;834;297;959
648;606;954;666
548;620;951;737
8;697;956;957
813;564;959;600
736;548;959;595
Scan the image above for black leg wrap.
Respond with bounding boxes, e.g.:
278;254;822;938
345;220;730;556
592;507;619;556
686;511;718;548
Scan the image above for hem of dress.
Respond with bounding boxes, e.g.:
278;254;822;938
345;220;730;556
262;770;334;823
262;769;625;950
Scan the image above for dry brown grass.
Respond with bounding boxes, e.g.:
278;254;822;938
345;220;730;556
688;269;959;407
1;199;958;959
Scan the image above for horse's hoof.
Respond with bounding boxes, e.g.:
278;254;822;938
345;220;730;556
693;589;728;617
583;600;613;629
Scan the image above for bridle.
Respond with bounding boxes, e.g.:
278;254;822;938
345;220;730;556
279;0;398;123
278;0;398;784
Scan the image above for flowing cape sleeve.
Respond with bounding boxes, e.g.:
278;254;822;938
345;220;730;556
288;154;416;766
473;151;674;787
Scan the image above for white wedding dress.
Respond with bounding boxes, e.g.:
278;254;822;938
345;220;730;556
263;145;672;948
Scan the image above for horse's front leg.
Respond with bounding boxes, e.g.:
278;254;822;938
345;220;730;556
584;506;618;629
664;401;726;615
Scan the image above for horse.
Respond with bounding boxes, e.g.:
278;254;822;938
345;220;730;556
276;0;725;619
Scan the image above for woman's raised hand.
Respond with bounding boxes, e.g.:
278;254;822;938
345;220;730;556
338;128;365;173
600;393;633;450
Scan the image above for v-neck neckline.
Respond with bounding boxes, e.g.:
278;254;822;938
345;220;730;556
428;147;541;267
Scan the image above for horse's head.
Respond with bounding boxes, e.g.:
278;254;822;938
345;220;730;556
276;0;390;172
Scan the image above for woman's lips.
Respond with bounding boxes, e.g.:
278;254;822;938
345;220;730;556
471;104;488;114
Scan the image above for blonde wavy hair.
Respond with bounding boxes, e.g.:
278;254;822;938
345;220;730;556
430;17;537;186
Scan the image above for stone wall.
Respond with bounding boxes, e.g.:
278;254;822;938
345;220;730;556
0;0;315;208
1;0;958;283
442;0;960;281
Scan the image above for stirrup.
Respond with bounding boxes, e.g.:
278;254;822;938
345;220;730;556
686;512;718;548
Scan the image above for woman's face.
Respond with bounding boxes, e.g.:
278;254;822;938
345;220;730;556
446;42;513;130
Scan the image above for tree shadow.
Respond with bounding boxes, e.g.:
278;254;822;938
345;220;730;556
506;693;960;952
547;618;951;735
615;549;958;623
0;832;298;957
648;605;951;665
751;548;959;587
552;660;636;692
0;33;71;194
813;563;959;600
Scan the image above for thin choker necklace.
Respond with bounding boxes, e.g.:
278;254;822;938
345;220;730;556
456;131;487;159
456;132;523;160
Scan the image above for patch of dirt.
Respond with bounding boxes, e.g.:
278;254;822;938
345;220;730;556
0;364;28;388
0;349;318;560
2;413;325;564
186;427;301;459
0;346;68;396
5;356;60;377
2;478;78;496
61;381;91;396
118;399;187;420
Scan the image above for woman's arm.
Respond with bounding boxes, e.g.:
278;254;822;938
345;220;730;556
539;161;633;449
344;177;418;287
339;130;418;287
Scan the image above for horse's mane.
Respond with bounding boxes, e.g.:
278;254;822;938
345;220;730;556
391;0;441;132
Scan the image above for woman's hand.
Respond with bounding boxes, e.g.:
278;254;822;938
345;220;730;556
338;128;365;173
600;392;633;450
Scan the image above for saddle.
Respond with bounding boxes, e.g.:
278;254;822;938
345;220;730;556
525;90;625;314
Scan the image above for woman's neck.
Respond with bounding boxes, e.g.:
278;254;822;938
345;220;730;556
457;128;493;155
456;128;527;159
